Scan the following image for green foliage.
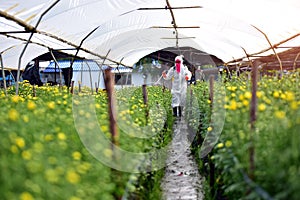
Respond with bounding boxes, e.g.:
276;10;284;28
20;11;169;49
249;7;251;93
0;82;173;200
192;72;300;199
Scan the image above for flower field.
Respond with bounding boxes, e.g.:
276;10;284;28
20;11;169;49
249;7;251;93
192;72;300;199
1;70;299;200
0;82;173;200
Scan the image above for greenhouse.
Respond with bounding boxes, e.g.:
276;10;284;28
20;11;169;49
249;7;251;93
0;0;299;200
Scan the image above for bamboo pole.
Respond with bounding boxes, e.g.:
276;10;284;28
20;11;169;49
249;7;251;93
293;52;300;72
166;0;179;47
14;0;60;95
97;49;111;89
49;49;63;87
0;54;7;96
251;26;282;76
84;61;93;94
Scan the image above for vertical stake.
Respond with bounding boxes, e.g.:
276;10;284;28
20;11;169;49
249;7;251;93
70;80;74;94
95;82;98;93
209;75;214;109
142;84;149;121
208;75;215;196
78;81;81;93
104;69;121;200
249;60;259;180
104;69;119;147
32;84;36;97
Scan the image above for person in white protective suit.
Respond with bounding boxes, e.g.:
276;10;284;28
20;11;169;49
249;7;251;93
162;55;192;117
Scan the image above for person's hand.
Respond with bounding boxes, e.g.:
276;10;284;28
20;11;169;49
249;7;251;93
162;71;167;78
185;75;189;80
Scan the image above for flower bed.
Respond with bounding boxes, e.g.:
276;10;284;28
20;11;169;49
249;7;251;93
192;72;300;199
0;82;173;200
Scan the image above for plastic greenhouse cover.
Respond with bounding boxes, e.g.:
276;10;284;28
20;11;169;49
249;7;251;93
0;0;300;69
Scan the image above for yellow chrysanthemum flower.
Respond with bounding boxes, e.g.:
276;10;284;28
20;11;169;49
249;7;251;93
8;109;19;121
27;101;36;110
22;150;32;160
44;134;54;142
72;151;82;160
15;137;25;148
57;132;66;141
228;100;237;110
244;91;252;99
242;100;249;107
10;145;19;154
290;101;298;110
273;91;280;98
275;110;286;119
258;103;266;112
45;169;59;183
20;192;34;200
207;126;213;132
69;196;81;200
47;101;55;109
256;91;263;98
285;91;295;101
23;115;29;123
11;95;20;103
225;140;232;147
66;170;80;184
217;143;224;148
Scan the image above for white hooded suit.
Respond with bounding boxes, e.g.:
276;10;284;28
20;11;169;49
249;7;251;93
163;56;192;115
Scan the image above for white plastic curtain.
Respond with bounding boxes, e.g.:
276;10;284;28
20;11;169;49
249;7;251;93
1;0;300;69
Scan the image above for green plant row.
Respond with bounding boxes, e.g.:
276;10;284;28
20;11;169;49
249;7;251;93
191;72;300;200
0;82;173;200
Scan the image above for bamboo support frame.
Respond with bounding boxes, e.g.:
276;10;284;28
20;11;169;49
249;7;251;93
14;0;60;95
252;26;283;76
0;11;127;68
84;61;94;94
166;0;179;47
97;49;111;89
293;52;300;72
138;6;202;10
0;54;7;96
49;49;63;86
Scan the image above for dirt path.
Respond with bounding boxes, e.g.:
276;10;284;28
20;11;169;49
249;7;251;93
161;119;204;200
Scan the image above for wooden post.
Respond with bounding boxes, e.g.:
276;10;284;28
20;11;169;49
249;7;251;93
209;75;214;108
104;69;119;147
104;69;121;200
142;84;149;122
70;80;74;94
95;82;98;93
249;60;259;180
208;75;215;196
188;86;193;117
78;81;81;93
32;84;36;97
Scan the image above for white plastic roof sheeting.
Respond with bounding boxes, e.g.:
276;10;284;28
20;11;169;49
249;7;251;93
1;0;300;70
